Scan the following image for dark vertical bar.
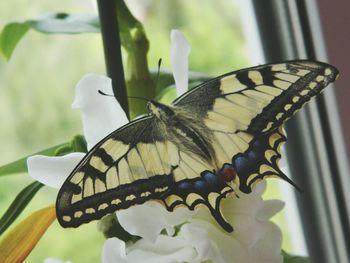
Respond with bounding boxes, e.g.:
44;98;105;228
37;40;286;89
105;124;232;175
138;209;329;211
296;0;350;256
252;0;349;262
97;0;129;117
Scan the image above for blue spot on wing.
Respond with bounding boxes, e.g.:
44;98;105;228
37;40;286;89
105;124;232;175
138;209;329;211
194;180;208;191
234;156;250;172
178;181;192;192
203;171;221;185
247;150;259;161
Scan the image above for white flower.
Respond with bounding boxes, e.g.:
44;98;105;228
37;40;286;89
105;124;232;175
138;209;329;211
102;236;198;263
102;181;284;263
170;29;190;96
186;181;284;263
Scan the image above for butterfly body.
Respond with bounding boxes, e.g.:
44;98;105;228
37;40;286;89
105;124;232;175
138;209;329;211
56;60;338;232
148;100;214;161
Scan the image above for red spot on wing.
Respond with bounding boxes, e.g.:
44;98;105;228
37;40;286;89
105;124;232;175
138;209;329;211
219;164;237;182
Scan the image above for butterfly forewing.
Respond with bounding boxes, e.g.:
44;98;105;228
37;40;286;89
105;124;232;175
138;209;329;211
56;117;174;227
174;60;338;134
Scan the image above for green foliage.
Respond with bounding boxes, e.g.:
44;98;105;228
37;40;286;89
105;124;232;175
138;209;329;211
0;143;69;177
115;0;155;119
0;135;86;177
155;70;210;104
0;182;43;235
0;134;86;237
115;0;142;49
0;13;99;60
69;134;87;153
0;22;30;60
28;13;99;34
283;251;311;263
97;214;137;243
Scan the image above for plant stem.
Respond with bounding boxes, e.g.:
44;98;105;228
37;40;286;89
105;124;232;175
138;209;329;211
97;0;129;118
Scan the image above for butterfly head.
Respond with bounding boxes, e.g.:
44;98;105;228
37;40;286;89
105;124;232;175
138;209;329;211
147;100;175;122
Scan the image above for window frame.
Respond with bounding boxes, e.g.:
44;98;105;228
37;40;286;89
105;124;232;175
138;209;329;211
251;0;350;262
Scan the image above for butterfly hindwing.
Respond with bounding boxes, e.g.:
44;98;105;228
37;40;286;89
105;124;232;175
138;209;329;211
231;127;295;193
162;150;234;232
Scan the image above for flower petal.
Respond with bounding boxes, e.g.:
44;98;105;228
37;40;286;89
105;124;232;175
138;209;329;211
117;202;194;242
181;221;250;263
103;235;197;263
128;235;197;263
0;206;56;263
170;30;190;97
180;223;212;260
102;238;127;263
72;74;129;150
27;153;84;188
257;199;284;221
251;222;283;263
188;180;284;263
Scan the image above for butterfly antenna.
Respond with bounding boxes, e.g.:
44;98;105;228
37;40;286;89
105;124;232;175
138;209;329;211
99;89;149;103
98;90;114;97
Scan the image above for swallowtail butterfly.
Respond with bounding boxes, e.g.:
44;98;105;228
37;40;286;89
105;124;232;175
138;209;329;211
56;60;338;232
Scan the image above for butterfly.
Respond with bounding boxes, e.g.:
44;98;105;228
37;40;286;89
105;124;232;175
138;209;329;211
56;60;338;232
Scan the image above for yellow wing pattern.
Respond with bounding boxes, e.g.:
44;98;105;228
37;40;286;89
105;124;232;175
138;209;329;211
56;60;338;232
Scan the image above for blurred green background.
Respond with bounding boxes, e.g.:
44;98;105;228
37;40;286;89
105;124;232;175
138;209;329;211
0;0;293;262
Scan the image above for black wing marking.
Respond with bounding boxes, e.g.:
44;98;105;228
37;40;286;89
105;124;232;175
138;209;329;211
173;60;338;134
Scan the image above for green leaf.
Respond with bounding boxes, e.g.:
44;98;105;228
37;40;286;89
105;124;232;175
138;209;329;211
70;134;87;153
0;22;30;60
0;13;99;60
97;214;137;243
157;85;177;104
0;142;70;177
115;0;141;30
28;13;100;34
0;182;43;236
115;0;142;50
283;250;311;263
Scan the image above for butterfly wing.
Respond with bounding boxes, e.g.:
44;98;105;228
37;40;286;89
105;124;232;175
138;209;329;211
56;116;166;227
56;115;233;231
57;60;338;232
173;60;338;192
174;60;338;134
